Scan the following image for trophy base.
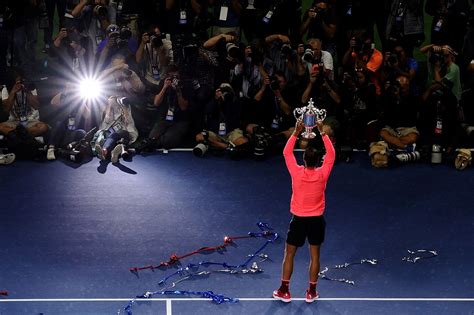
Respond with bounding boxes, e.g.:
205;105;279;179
301;132;317;139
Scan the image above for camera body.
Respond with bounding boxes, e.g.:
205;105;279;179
428;49;444;65
387;53;398;66
269;75;280;90
149;33;163;48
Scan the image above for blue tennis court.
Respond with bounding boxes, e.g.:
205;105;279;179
1;152;473;314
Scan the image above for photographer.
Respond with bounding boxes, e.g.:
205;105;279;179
264;34;306;82
138;66;192;151
421;44;462;103
420;44;462;153
245;70;298;156
203;32;242;87
385;0;424;56
135;27;171;89
0;72;48;137
303;38;334;81
45;84;89;161
194;83;248;156
381;45;419;95
378;75;420;155
426;0;471;53
70;0;115;53
301;62;341;146
50;27;93;77
342;34;383;95
340;69;377;149
300;0;337;55
97;24;137;68
99;54;145;104
92;96;137;163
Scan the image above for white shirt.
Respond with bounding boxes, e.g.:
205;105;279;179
1;86;40;121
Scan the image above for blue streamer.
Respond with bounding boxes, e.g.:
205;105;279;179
121;221;278;315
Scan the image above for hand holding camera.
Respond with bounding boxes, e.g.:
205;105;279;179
12;81;24;94
58;28;68;40
163;77;173;90
141;32;150;45
308;8;317;19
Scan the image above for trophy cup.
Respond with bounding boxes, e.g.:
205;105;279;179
293;98;327;139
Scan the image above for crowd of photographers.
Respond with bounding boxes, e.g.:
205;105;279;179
0;0;473;169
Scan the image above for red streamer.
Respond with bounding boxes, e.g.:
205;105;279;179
129;234;258;273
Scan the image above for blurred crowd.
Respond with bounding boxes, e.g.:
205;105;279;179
0;0;473;169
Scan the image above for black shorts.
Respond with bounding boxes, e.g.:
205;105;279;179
286;215;326;247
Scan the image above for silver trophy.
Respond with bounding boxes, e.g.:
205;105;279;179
293;98;327;139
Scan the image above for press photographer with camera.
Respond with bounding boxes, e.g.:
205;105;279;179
0;71;49;160
301;55;340;146
70;0;115;53
342;34;383;95
264;34;306;82
45;84;89;161
378;75;420;163
421;44;462;103
135;27;171;89
97;24;137;69
244;70;298;158
426;0;471;53
380;44;420;96
193;83;248;157
50;27;93;77
419;44;462;157
339;69;377;149
300;0;337;55
302;38;334;81
137;66;192;151
385;0;424;56
0;72;48;137
99;53;145;104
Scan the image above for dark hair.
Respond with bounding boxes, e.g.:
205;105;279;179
303;146;322;168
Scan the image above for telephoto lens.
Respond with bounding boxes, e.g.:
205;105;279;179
193;142;208;157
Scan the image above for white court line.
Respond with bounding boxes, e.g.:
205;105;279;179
166;299;172;315
1;298;474;302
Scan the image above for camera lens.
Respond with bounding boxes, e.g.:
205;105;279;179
193;143;208;157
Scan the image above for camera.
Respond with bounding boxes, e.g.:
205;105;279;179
170;76;180;89
218;83;234;102
193;130;209;157
226;42;240;59
269;75;280;90
387;53;398;66
428;49;444;65
149;33;163;48
93;5;108;18
302;48;314;63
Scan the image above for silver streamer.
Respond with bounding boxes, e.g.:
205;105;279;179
216;261;263;274
402;249;438;263
319;259;378;285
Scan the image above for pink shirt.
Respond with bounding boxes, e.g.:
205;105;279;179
283;134;335;217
